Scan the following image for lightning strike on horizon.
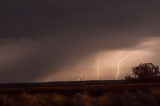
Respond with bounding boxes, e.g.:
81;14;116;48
78;61;90;81
78;72;83;81
78;72;87;81
47;76;50;82
96;54;100;80
116;53;130;80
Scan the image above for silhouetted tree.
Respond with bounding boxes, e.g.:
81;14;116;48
125;75;134;81
125;63;160;82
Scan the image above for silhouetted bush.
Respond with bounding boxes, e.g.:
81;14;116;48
125;63;160;82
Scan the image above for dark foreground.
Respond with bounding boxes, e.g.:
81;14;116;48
0;80;160;106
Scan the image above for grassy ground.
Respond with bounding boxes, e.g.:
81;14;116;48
0;82;160;106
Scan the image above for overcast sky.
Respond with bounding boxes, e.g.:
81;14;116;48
0;0;160;82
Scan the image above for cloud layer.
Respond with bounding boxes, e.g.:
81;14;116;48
0;0;160;82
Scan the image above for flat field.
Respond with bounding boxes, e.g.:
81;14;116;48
0;80;160;106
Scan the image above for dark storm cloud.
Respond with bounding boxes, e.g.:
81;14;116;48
1;0;160;38
0;0;160;82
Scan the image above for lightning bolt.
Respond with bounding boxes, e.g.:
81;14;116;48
78;72;87;81
96;54;100;80
47;76;50;82
78;72;83;81
116;53;130;80
78;61;90;81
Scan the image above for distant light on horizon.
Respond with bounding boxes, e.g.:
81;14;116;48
40;38;157;82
